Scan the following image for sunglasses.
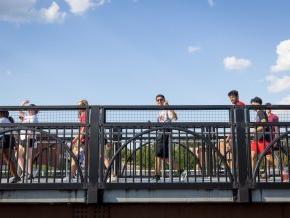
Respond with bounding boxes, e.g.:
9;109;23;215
156;98;164;102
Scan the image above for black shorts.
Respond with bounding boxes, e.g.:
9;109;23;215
20;139;35;148
156;133;169;158
0;135;16;149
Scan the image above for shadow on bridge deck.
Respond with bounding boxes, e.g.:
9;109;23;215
1;203;290;218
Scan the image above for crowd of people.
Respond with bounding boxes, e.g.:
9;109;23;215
0;91;283;183
153;91;281;180
0;100;39;183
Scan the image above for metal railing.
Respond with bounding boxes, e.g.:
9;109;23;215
1;105;290;202
100;106;234;190
0;106;89;189
245;105;290;189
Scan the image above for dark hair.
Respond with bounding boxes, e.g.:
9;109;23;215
265;102;272;107
228;90;239;97
0;110;9;118
251;97;263;105
156;94;165;100
29;104;39;114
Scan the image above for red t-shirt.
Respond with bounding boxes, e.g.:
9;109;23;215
267;112;279;141
267;112;278;123
235;100;245;106
79;111;86;124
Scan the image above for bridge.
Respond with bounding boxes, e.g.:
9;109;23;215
1;105;290;217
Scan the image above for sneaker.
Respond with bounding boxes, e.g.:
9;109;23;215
152;175;161;181
19;173;33;181
180;171;188;182
218;168;226;176
27;174;34;180
33;169;39;178
63;176;69;182
9;176;21;183
106;175;118;183
177;169;184;177
63;175;77;182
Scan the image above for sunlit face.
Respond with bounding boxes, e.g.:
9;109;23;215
229;95;238;105
28;110;36;116
78;100;88;114
78;100;88;106
251;101;260;111
156;97;165;106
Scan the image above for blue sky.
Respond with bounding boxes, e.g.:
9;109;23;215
1;0;290;105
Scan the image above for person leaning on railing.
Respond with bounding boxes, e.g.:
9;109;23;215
70;99;88;179
265;103;279;142
225;90;245;143
0;111;21;183
250;97;272;171
265;103;280;172
220;90;246;169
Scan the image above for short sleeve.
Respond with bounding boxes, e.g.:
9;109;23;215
32;115;39;123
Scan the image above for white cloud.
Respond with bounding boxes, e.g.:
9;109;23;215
266;75;290;93
0;0;66;24
223;56;252;71
266;40;290;94
188;46;201;54
65;0;107;15
0;0;37;23
39;2;66;23
0;0;109;23
270;39;290;73
208;0;215;7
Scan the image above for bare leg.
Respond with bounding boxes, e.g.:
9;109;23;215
195;147;203;171
3;149;18;177
218;140;232;169
266;154;275;172
17;145;25;173
71;145;78;177
155;157;161;176
251;151;257;171
27;147;33;175
104;158;110;169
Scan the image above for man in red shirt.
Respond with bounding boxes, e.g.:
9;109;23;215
228;90;246;106
221;90;245;169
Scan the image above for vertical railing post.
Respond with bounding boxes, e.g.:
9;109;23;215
99;107;105;186
87;106;100;203
114;127;122;177
235;107;251;202
168;131;172;181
